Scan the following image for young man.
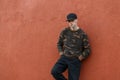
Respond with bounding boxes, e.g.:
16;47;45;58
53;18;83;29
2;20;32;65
51;13;91;80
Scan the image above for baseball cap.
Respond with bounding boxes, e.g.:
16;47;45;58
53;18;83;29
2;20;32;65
66;13;77;22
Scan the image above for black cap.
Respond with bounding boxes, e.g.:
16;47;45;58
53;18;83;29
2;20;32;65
66;13;77;21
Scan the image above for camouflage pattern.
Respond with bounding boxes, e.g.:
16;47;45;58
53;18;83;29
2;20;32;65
57;27;91;59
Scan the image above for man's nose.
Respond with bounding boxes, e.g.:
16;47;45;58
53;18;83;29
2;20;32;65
70;23;73;26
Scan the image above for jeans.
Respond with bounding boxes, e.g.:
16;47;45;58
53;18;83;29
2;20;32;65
51;55;81;80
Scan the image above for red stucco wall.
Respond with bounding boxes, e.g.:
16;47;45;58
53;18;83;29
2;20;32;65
0;0;120;80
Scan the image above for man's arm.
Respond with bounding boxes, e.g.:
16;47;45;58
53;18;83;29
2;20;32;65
79;33;91;60
57;30;65;55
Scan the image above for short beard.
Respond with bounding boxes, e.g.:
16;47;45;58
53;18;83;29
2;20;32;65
70;25;78;31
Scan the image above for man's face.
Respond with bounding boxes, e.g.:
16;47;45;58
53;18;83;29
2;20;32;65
68;19;78;28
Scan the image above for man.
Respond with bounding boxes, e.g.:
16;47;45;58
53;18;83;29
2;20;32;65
51;13;91;80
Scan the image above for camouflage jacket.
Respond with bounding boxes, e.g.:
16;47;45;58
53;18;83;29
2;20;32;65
57;27;91;59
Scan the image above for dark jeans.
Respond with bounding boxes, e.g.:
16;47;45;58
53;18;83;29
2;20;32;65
51;55;81;80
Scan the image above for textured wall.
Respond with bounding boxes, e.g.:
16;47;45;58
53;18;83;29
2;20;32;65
0;0;120;80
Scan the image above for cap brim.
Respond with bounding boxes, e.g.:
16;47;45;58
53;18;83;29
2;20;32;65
66;19;75;22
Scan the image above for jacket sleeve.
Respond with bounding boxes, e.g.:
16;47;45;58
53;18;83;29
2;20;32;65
57;30;65;53
82;33;91;59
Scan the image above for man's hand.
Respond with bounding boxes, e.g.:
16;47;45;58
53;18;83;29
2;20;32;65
78;55;84;61
59;52;63;56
